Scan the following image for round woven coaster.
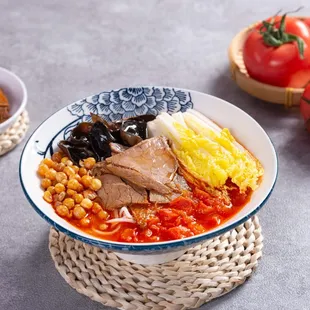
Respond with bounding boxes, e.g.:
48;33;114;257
0;110;29;156
49;216;263;310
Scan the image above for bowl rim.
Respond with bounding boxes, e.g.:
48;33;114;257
19;86;278;252
0;66;28;130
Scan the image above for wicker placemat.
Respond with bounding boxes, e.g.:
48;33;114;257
0;110;29;156
49;216;262;310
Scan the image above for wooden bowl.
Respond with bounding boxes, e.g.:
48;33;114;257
228;20;307;107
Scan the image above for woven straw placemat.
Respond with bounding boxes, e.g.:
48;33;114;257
49;216;263;310
0;110;29;156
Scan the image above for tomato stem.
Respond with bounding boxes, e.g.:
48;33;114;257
259;8;305;59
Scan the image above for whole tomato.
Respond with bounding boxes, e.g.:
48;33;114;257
300;83;310;132
302;18;310;28
243;15;310;88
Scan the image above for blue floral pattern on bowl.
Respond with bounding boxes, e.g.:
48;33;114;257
34;87;193;157
67;87;193;122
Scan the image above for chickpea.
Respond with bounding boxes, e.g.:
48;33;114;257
37;164;49;177
67;179;80;191
81;175;92;188
84;157;96;170
92;202;102;214
78;167;88;177
97;210;109;220
74;174;82;182
57;192;66;202
66;160;73;167
66;189;76;197
73;193;83;204
56;172;67;183
55;183;66;194
63;198;75;209
99;224;108;231
54;163;65;172
43;191;53;203
45;168;57;181
69;173;81;181
54;201;62;207
73;206;86;219
83;190;97;200
47;186;55;194
76;184;84;193
41;178;52;189
42;158;55;168
63;166;75;178
81;198;93;210
56;205;69;217
80;218;91;227
72;165;79;173
51;152;63;163
61;156;69;164
90;178;102;191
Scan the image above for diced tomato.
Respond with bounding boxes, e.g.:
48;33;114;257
195;200;215;215
149;224;160;233
193;188;211;201
188;222;205;235
166;226;193;240
181;215;196;225
204;214;223;227
216;202;235;216
140;228;153;240
229;188;251;206
158;209;180;223
169;196;195;214
147;216;160;227
120;228;136;242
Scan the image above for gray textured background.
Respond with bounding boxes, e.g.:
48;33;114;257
1;1;310;309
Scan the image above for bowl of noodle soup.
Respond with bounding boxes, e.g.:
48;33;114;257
19;86;277;265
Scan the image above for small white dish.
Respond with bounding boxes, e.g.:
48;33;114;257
19;87;277;265
0;67;27;133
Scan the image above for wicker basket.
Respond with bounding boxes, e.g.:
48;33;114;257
228;19;308;107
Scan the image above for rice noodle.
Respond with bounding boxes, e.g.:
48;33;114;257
91;224;121;235
106;218;136;224
119;206;133;219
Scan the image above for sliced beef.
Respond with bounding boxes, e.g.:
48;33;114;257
97;174;148;210
109;142;129;155
91;161;111;178
172;173;191;192
149;173;191;203
105;136;178;194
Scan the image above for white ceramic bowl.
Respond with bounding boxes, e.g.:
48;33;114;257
0;67;27;133
19;87;277;265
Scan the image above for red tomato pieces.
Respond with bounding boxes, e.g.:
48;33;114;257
120;228;136;242
169;196;195;214
195;200;215;215
158;209;180;223
167;226;194;239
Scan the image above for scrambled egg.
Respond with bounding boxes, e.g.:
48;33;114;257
173;122;263;192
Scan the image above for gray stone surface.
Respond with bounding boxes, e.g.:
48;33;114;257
1;0;310;309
